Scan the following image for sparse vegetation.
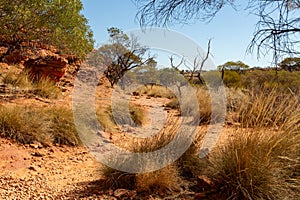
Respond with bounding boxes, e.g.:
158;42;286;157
1;68;32;89
0;69;62;99
96;103;147;132
1;60;300;199
135;84;175;99
33;77;62;99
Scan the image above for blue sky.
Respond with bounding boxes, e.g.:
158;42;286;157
81;0;274;68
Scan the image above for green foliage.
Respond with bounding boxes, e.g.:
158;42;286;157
0;0;94;59
201;70;223;88
218;60;250;71
241;69;300;93
156;67;186;88
97;27;153;87
223;70;242;88
134;64;158;85
279;57;300;71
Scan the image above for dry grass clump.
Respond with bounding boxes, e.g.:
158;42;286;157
97;103;147;132
135;164;180;193
135;84;175;99
165;98;179;109
33;77;62;99
0;105;52;146
165;87;210;120
101;166;136;190
237;87;300;128
0;68;62;99
0;105;80;146
102;163;180;194
1;68;32;89
96;107;118;132
175;126;209;178
47;106;81;146
101;127;181;194
209;128;299;200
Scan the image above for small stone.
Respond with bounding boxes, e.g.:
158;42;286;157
28;166;37;171
31;152;43;157
30;144;40;149
113;188;131;198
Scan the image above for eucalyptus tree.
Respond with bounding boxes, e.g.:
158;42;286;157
0;0;94;61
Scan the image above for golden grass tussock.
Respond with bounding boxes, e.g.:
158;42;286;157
0;105;80;146
1;68;32;89
237;87;300;128
135;84;175;99
96;103;147;132
33;77;62;99
209;128;299;200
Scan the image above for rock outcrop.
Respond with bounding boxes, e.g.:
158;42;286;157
0;43;81;82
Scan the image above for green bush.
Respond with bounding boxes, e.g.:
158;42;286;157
223;70;242;88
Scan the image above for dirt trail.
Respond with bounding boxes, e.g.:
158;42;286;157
122;96;173;138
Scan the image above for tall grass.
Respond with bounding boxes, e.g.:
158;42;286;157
0;106;52;146
237;87;300;128
33;77;62;99
209;128;299;200
0;69;62;99
101;112;182;194
47;106;81;146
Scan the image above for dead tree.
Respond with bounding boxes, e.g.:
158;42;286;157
169;55;185;96
184;39;211;84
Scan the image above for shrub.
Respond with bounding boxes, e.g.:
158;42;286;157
223;70;242;88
